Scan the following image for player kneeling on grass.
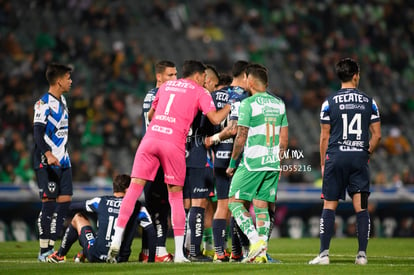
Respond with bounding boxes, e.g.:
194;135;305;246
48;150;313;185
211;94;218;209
47;174;156;263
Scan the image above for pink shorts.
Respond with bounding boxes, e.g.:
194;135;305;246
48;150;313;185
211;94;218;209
131;138;186;186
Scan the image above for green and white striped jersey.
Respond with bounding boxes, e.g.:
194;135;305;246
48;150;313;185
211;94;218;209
238;92;288;171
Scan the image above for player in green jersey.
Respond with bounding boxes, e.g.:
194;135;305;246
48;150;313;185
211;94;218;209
227;65;288;263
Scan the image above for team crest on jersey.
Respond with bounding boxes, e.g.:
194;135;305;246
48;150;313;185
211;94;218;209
48;181;56;193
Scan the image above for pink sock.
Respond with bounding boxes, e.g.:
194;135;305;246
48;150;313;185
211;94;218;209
168;191;185;236
117;183;144;228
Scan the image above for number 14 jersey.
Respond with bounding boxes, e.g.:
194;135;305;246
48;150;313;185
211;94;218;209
320;88;380;154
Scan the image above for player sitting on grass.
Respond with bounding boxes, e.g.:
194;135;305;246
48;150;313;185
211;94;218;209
47;174;156;263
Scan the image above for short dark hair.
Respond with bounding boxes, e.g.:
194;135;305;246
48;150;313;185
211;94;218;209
247;66;268;86
182;60;207;78
113;174;131;193
217;73;232;87
155;60;175;74
232;60;249;77
335;58;360;82
246;63;267;76
45;63;72;85
205;64;220;80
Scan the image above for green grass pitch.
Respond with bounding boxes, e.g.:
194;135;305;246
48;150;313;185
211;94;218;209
0;238;413;274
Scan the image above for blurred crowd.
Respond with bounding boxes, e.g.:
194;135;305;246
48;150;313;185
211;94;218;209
1;0;413;186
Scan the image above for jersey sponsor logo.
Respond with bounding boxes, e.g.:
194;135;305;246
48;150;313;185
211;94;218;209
106;199;122;208
216;101;227;108
263;106;280;116
261;155;280;165
215;92;229;101
339;145;364;152
151;125;173;134
143;93;155;102
219;138;233;144
56;129;68;137
216;151;231;159
167;80;194;89
339;104;366;110
255;97;278;105
333;93;368;104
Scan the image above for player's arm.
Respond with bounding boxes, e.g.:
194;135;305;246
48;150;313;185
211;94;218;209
320;123;331;176
33;124;60;166
205;104;231;125
226;125;248;177
368;121;381;154
205;119;238;148
278;125;288;160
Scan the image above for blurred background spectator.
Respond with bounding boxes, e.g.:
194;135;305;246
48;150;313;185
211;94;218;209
0;0;413;186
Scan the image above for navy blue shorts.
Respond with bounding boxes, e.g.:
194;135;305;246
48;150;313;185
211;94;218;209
214;167;231;200
322;152;370;201
183;167;214;199
35;167;73;199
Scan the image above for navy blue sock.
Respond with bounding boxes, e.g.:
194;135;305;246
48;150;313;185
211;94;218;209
153;209;169;248
356;210;370;252
230;216;242;256
320;209;335;254
141;229;148;250
213;219;227;255
58;224;78;256
189;206;204;256
143;223;156;262
237;222;250;248
38;201;55;254
268;208;275;240
51;202;70;242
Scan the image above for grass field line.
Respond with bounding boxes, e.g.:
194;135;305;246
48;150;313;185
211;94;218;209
270;253;414;260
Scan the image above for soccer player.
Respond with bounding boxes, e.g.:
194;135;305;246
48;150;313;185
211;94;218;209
140;60;177;263
33;63;74;262
183;64;219;262
47;174;155;263
309;58;381;265
227;65;288;263
107;60;232;263
205;60;250;262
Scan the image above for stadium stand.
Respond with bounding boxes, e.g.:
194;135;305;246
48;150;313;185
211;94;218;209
0;0;413;188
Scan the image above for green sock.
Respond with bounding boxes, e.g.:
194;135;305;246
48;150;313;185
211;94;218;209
203;227;213;250
228;202;258;242
254;206;270;240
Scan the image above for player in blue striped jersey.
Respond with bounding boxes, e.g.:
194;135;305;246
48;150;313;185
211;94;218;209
309;58;381;265
33;63;74;262
204;61;250;262
47;174;156;263
183;65;219;262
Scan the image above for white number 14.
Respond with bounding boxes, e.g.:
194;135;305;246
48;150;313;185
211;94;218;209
341;113;362;140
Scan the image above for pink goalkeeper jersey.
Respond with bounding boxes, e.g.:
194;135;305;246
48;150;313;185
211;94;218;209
146;78;216;150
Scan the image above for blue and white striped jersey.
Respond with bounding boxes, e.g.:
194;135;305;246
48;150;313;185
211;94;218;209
33;93;71;168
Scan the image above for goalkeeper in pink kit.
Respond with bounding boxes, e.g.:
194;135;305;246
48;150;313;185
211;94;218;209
107;60;231;263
